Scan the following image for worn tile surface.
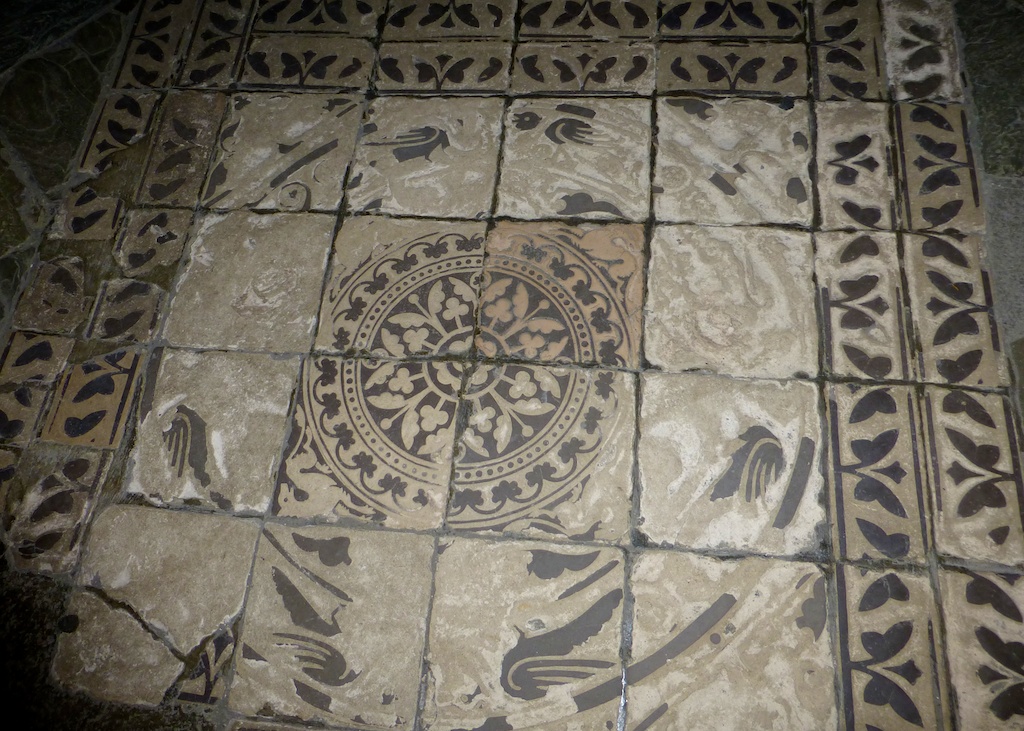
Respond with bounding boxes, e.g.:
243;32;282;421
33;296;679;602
253;0;384;35
882;0;962;101
378;42;512;92
383;0;515;39
512;42;654;93
657;41;807;96
811;0;886;100
241;35;374;87
659;0;806;38
520;0;656;39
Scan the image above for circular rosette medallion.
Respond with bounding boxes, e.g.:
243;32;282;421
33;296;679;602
277;357;462;527
319;229;483;357
450;363;622;534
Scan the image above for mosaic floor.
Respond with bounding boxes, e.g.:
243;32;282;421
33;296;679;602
1;1;1022;729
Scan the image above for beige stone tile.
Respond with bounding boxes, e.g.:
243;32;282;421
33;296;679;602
520;0;657;38
896;103;984;233
904;233;1008;388
316;216;485;357
497;97;651;221
241;35;374;87
179;0;253;87
838;566;947;729
115;0;199;89
659;0;805;38
0;385;48;445
203;93;362;212
1;444;109;574
424;538;624;729
79;92;159;176
654;98;812;225
13;257;88;335
827;384;929;563
52;590;183;706
0;331;73;387
78;505;260;654
163;211;334;351
922;386;1024;564
254;0;385;35
232;524;434;728
384;0;515;39
346;97;502;219
113;208;193;278
657;42;807;96
626;553;836;729
811;0;886;100
87;278;164;342
645;225;818;379
275;357;461;530
882;0;962;101
816;231;912;380
476;221;645;367
638;373;825;556
941;568;1024;729
41;349;141;448
378;42;512;92
451;364;634;543
51;186;124;241
816;102;896;230
127;349;298;514
512;42;654;94
176;623;238;705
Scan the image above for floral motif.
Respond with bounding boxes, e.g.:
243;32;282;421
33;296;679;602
660;0;805;37
811;0;885;100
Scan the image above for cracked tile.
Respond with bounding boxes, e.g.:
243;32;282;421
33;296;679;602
882;0;962;101
87;278;164;342
627;554;834;729
497;97;651;220
113;208;193;278
512;42;653;93
645;225;818;378
179;0;254;87
815;101;896;230
253;0;385;34
0;331;73;387
941;568;1024;729
13;257;88;335
816;231;912;380
346;96;502;218
127;349;297;513
923;386;1024;564
659;0;806;38
163;211;334;351
383;0;515;39
837;566;946;729
177;624;238;705
50;185;125;241
315;217;485;358
811;0;886;100
203;93;362;212
275;357;462;530
827;384;929;563
115;0;199;89
638;373;826;556
657;42;807;96
451;364;634;543
654;98;811;224
519;0;656;38
241;35;374;87
895;102;984;233
378;42;512;92
904;233;1007;388
231;524;434;728
476;221;645;367
425;538;624;730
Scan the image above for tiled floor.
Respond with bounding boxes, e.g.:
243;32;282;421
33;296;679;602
1;1;1022;729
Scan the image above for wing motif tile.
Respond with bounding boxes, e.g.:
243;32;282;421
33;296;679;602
512;42;654;93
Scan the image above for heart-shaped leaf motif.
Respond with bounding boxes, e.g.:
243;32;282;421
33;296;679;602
858;573;910;612
967;573;1023;623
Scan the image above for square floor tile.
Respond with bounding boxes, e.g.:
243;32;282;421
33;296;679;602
253;0;385;35
231;524;434;728
816;231;913;380
519;0;656;38
645;225;818;378
923;386;1024;564
811;0;886;100
655;98;812;224
127;349;298;514
275;357;462;530
497;97;651;221
163;211;334;351
828;384;930;563
202;93;363;212
659;0;806;38
113;208;193;278
13;257;88;335
0;331;73;387
941;568;1024;730
80;92;159;176
626;553;836;729
346;96;502;219
383;0;515;39
87;278;164;342
837;566;947;729
657;42;807;96
815;101;896;230
638;373;826;556
316;216;485;357
904;232;1007;388
241;35;374;87
425;538;624;730
895;103;984;233
377;42;512;92
476;221;645;367
882;0;962;101
178;0;253;87
451;364;634;543
511;42;654;94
